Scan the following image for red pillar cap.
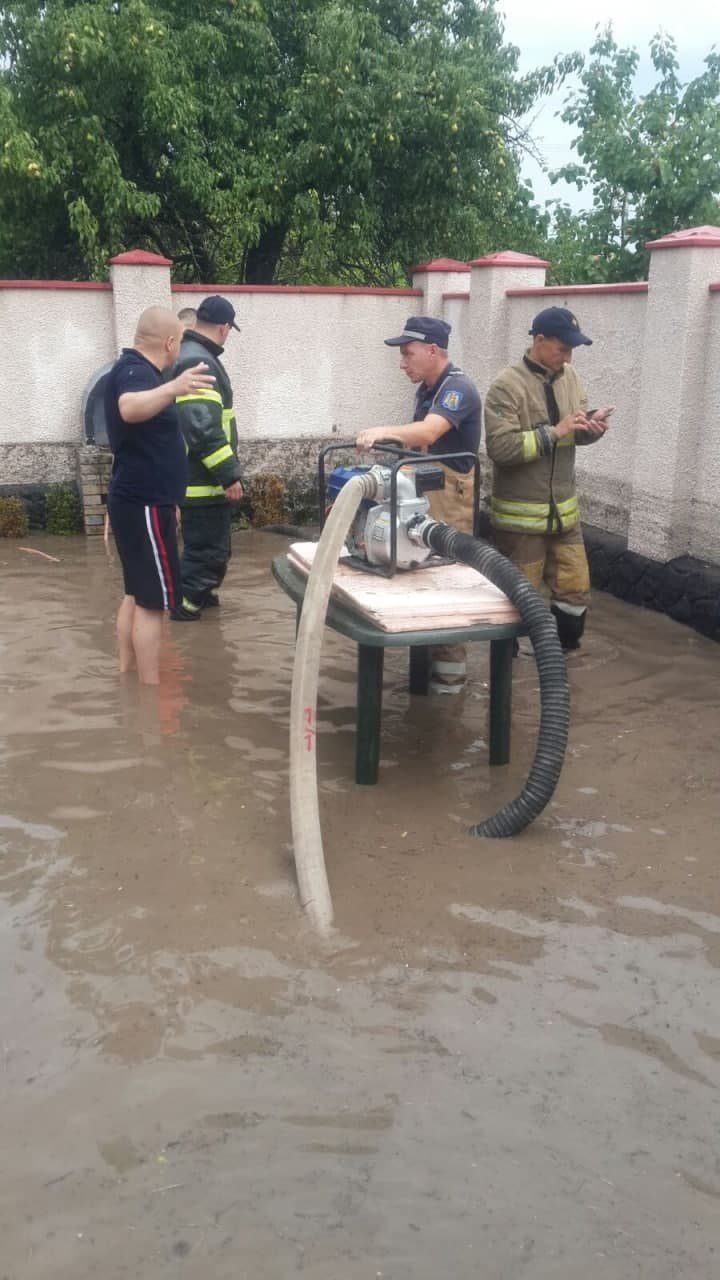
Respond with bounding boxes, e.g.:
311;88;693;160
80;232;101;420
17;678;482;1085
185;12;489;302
468;250;550;269
109;249;174;266
411;257;470;272
645;226;720;250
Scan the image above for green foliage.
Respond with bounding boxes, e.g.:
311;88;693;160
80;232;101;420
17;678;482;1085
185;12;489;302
45;482;82;535
0;495;29;537
0;0;572;283
546;27;720;282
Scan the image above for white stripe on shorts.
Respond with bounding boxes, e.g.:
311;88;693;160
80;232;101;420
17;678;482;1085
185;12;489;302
144;505;168;610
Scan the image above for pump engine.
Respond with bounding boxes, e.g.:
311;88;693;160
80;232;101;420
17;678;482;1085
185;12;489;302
326;462;446;572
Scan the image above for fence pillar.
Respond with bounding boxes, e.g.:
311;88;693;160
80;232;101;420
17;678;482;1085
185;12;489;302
411;257;470;319
466;250;549;392
109;249;173;353
629;227;720;561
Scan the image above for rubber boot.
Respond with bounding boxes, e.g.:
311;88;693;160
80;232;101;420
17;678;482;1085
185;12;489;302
171;596;202;622
551;604;586;651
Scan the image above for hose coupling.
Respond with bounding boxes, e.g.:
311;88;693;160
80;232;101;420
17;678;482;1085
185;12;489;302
405;514;438;547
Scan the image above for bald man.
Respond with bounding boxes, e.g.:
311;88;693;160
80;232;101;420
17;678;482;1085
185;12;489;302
105;307;215;684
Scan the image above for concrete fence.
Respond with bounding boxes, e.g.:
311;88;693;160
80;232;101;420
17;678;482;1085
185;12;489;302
2;229;720;573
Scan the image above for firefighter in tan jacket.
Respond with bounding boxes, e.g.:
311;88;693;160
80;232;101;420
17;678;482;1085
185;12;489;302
484;307;613;650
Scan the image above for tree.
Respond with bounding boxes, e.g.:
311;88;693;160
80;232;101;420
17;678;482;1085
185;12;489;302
546;26;720;283
0;0;571;283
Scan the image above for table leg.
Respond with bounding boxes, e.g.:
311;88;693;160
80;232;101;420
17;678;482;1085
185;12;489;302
409;645;431;695
489;638;513;766
356;645;384;785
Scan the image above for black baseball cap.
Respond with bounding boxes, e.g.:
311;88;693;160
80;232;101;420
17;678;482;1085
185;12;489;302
197;295;240;331
384;316;451;349
529;306;592;347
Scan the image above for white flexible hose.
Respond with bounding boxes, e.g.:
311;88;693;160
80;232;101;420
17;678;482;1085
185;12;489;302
289;473;378;932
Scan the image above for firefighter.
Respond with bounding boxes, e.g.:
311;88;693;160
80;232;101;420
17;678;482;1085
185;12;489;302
484;307;613;651
356;316;481;693
171;295;244;621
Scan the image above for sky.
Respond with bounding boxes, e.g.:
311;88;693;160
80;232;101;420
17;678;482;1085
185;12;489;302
498;0;714;210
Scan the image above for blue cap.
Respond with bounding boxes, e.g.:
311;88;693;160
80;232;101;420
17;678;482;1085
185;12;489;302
197;295;240;331
385;316;451;349
529;306;592;347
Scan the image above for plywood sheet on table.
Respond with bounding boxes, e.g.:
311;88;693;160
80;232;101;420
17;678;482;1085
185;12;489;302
287;542;519;632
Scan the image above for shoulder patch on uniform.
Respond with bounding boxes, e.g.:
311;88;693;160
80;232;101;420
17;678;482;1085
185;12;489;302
441;389;463;411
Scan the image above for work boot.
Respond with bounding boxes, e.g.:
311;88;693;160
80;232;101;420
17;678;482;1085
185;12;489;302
170;597;202;622
551;603;586;651
204;593;220;608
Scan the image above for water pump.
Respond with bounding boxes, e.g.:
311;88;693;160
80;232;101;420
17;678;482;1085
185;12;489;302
318;441;480;577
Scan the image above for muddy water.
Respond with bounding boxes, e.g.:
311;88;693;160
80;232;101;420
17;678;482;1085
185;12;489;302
1;530;720;1279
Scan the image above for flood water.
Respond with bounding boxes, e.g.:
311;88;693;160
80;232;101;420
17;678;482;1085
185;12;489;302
1;530;720;1279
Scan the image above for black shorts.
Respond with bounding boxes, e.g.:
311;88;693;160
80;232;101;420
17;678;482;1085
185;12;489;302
108;497;181;612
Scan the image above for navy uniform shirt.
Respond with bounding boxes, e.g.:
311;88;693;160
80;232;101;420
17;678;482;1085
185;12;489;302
414;362;481;473
105;349;188;506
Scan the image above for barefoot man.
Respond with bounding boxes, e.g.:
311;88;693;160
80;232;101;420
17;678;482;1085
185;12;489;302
104;307;215;683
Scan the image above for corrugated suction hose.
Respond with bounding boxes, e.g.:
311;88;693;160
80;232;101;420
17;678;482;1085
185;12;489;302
422;523;570;837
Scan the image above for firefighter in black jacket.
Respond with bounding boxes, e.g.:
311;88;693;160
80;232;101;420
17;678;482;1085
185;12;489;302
171;296;244;620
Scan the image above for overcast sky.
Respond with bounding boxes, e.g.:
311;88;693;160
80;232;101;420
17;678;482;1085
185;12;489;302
498;0;714;210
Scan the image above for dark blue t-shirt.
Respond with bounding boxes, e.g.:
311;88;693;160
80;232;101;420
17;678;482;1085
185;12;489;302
105;349;187;505
414;363;481;474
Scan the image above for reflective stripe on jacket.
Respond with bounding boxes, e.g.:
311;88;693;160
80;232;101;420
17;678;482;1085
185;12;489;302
174;334;242;505
484;354;595;533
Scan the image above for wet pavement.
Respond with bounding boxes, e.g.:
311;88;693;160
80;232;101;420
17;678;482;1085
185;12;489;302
1;530;720;1279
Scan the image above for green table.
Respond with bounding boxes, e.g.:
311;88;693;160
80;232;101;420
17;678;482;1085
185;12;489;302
272;554;526;786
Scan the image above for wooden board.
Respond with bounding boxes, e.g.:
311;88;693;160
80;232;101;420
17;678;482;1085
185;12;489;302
287;542;519;633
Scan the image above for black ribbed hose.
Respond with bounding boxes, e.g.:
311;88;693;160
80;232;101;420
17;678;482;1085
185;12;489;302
423;523;570;837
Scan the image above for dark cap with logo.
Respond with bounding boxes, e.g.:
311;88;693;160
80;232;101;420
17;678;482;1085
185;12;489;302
197;295;240;331
384;316;452;349
529;306;592;347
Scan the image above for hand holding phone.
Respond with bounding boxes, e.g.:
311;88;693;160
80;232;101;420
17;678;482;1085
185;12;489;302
582;405;614;437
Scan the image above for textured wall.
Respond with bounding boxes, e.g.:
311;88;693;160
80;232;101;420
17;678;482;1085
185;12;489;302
0;288;113;447
0;442;77;483
629;244;720;560
172;290;422;440
693;291;720;562
111;261;172;351
442;296;470;371
3;246;720;574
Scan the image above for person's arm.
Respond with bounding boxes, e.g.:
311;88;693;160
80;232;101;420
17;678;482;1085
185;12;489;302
118;362;215;424
485;385;586;465
356;414;451;452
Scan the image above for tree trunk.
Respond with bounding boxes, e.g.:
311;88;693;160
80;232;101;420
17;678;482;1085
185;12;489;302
244;221;289;284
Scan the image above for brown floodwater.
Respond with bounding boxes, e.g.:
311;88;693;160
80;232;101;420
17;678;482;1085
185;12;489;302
1;530;719;1279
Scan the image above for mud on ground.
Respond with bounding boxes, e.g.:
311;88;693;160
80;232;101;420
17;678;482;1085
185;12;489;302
1;530;719;1279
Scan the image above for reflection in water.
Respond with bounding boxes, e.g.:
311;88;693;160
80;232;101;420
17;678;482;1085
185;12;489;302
156;632;192;738
0;814;64;841
2;533;720;1277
